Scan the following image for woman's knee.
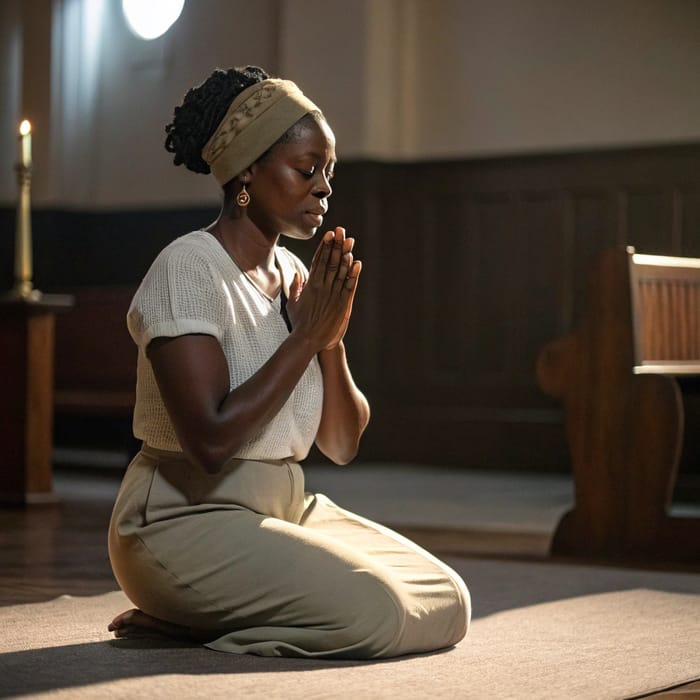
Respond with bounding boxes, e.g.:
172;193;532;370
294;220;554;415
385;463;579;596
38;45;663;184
323;571;407;658
380;573;471;656
338;571;472;658
451;580;471;645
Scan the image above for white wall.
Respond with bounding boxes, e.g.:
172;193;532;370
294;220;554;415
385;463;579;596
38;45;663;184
278;0;370;158
50;0;279;209
0;0;22;202
403;0;700;158
1;0;699;208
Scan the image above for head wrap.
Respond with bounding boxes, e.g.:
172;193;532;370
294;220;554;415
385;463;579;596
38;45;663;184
201;78;320;187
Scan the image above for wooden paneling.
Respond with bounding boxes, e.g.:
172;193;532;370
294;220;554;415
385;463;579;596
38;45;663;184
681;190;700;256
422;192;468;381
625;189;674;254
54;287;136;403
470;194;515;379
571;191;617;321
1;144;699;473
514;192;571;381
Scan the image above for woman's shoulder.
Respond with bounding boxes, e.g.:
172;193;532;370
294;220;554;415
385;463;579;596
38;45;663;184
145;230;224;276
128;231;226;338
156;230;217;262
132;232;224;300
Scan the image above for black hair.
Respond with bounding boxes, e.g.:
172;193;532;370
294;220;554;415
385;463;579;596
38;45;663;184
164;65;271;174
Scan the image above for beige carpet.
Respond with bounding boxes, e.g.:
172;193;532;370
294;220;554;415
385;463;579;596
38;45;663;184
2;558;699;699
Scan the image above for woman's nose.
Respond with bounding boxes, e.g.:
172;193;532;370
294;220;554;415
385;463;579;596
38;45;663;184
313;174;332;199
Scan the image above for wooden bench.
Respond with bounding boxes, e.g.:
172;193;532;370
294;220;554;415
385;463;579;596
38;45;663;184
536;247;700;562
53;287;137;454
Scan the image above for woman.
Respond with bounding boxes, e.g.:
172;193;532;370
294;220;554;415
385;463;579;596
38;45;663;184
108;65;470;659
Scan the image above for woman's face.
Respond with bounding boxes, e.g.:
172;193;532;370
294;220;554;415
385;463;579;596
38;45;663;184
247;116;336;240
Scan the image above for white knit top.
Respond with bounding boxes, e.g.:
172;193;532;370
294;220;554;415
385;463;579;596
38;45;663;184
127;231;323;461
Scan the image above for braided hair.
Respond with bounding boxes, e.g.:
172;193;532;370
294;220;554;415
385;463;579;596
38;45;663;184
164;65;270;174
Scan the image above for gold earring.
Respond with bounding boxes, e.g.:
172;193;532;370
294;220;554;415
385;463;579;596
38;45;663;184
236;182;251;207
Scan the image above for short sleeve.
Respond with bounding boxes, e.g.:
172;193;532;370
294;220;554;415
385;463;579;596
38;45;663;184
127;240;227;348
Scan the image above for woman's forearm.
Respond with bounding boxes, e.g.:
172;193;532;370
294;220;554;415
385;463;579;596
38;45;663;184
151;330;318;473
315;341;370;464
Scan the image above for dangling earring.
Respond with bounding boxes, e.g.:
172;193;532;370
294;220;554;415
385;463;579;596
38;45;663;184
236;182;251;207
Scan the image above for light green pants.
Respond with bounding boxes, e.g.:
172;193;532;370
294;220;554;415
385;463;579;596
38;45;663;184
108;446;470;659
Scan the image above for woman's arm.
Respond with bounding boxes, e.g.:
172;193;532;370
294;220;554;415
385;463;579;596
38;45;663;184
315;340;370;464
288;227;369;464
149;229;360;473
148;329;317;474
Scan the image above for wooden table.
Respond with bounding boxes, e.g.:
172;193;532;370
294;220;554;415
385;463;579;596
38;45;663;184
0;293;74;504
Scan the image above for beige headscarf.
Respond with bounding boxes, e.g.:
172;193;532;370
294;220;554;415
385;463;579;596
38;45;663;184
201;78;320;187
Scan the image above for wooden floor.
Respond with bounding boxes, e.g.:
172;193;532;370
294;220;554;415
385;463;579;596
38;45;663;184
0;476;117;606
1;467;698;698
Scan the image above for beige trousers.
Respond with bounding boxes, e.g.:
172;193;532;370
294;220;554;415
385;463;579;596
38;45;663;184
108;446;470;659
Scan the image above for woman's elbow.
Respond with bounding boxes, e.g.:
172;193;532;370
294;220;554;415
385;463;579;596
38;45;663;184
330;448;358;466
317;435;362;466
179;434;236;475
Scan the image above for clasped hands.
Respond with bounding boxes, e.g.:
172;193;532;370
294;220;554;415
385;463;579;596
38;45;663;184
286;226;361;351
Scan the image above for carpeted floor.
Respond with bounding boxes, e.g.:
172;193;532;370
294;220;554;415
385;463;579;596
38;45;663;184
2;557;699;699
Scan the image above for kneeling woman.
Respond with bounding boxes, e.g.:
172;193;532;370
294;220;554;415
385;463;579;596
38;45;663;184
108;65;470;659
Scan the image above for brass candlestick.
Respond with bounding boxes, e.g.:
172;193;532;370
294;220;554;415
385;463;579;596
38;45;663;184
11;120;41;301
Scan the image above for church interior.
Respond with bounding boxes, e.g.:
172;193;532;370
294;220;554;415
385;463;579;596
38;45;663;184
1;1;699;697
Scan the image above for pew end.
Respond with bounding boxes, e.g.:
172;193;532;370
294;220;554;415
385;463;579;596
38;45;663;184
537;247;700;563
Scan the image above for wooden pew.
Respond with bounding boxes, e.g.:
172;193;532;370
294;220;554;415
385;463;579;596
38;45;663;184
536;247;700;562
53;287;137;453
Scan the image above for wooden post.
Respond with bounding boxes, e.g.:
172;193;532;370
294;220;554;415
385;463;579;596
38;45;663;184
0;295;73;504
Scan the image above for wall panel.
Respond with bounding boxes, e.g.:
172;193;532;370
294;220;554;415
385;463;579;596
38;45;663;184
514;192;570;382
572;191;618;320
470;193;515;379
625;189;674;254
2;143;698;472
421;192;469;381
681;190;700;257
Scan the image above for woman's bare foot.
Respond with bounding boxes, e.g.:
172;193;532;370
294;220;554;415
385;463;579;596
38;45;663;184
108;608;201;642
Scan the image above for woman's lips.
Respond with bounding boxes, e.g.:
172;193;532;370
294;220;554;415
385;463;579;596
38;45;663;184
304;211;324;227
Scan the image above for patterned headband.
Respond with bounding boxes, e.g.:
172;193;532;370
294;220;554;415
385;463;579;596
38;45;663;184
201;78;320;186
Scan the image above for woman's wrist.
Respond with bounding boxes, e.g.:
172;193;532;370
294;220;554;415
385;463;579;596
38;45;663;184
318;340;346;363
287;326;324;359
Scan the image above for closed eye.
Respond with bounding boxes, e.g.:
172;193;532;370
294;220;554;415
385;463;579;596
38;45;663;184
297;167;334;181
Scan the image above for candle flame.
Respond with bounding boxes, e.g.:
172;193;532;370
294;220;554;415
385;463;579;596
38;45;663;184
19;120;31;136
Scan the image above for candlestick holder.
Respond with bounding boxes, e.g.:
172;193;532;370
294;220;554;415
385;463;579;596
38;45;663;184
7;160;42;301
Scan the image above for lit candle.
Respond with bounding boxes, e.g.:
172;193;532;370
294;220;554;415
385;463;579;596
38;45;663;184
19;119;32;168
13;119;34;298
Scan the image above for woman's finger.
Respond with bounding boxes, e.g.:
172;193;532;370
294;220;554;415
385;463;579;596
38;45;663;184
289;271;303;302
324;227;345;285
310;230;334;284
333;252;353;291
344;260;362;291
